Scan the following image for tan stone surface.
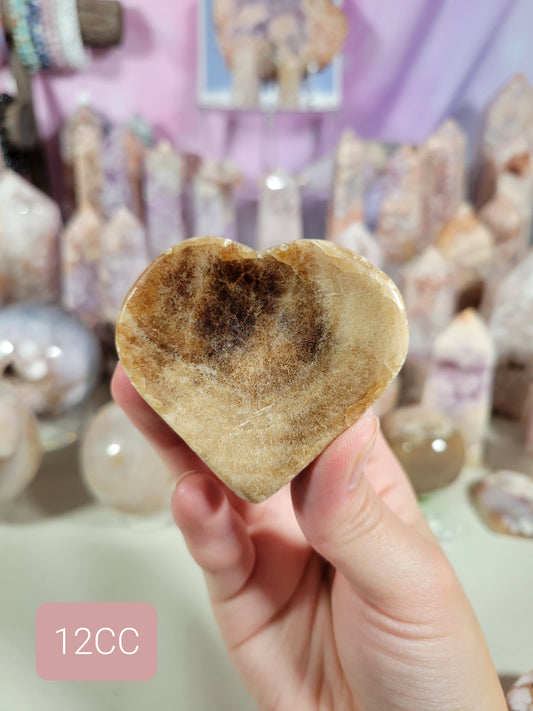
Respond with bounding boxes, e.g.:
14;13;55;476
116;237;408;502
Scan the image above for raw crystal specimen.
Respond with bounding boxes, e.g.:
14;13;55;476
327;130;366;239
329;222;384;269
61;206;104;327
471;470;533;538
0;303;101;416
256;169;302;250
419;120;466;245
99;208;149;324
101;126;145;221
489;250;533;419
400;247;456;360
144;142;186;258
192;161;240;242
476;74;533;206
506;670;533;711
375;146;423;263
0;170;61;304
436;203;494;298
382;405;465;494
213;0;347;108
421;308;495;465
81;401;175;514
0;381;42;503
116;237;408;502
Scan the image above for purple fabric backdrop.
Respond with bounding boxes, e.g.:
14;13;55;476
1;0;531;181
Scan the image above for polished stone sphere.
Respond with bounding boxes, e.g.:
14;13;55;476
382;405;465;494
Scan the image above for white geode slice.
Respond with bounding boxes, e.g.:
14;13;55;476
471;470;533;538
116;237;408;502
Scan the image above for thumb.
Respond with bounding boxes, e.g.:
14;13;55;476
291;410;445;609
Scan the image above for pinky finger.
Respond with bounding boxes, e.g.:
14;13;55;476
172;472;255;604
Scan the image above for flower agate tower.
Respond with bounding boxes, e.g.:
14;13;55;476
422;308;495;465
144;142;186;258
256;169;302;250
419;120;466;245
375;146;423;265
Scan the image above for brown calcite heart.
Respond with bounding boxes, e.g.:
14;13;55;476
116;237;408;502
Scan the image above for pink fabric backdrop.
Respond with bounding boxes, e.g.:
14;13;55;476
2;0;532;180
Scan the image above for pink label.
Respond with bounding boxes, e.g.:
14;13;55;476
36;602;157;680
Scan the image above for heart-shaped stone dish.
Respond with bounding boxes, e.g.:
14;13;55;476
116;237;408;502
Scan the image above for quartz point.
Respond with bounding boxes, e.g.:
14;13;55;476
101;126;145;221
375;146;423;264
256;169;302;250
0;170;62;304
419;120;466;245
81;401;175;515
99;207;149;324
0;381;42;503
144;142;186;258
327;130;366;239
116;237;408;502
382;405;465;494
421;308;495;465
471;470;533;538
192;160;240;242
0;303;101;416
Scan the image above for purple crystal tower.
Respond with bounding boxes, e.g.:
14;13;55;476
422;308;495;465
144;142;186;258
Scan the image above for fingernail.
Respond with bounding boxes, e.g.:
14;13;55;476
348;412;380;489
173;472;224;528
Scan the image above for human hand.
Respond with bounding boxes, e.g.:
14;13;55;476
112;364;506;711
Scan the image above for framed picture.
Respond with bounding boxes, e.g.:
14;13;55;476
197;0;345;112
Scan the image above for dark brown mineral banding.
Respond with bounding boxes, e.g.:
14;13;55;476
116;237;408;502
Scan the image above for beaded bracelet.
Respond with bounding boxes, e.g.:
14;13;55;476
26;0;52;69
55;0;89;70
7;0;41;72
39;0;68;68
